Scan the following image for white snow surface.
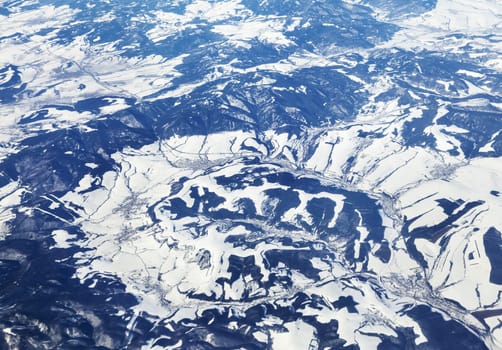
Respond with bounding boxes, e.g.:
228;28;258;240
0;0;501;348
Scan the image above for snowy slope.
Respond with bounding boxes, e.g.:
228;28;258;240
0;0;500;349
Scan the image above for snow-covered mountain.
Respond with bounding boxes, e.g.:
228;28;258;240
0;0;501;349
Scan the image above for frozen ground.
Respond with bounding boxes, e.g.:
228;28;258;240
0;0;501;349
